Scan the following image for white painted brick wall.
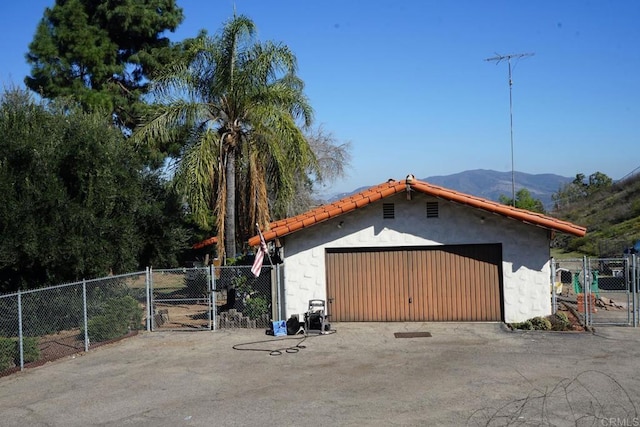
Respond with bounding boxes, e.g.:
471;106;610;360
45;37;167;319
280;193;551;323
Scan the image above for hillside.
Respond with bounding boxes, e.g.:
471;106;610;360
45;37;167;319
425;169;571;209
331;169;572;209
552;174;640;257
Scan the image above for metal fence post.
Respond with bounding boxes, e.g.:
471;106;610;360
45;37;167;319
276;264;287;320
17;289;24;371
583;256;590;327
83;279;89;352
210;264;216;331
270;266;277;321
550;257;557;314
631;254;639;328
625;257;631;325
145;267;151;332
149;266;154;331
277;264;283;321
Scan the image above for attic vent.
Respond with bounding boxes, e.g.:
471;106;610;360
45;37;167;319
426;202;439;218
383;203;395;219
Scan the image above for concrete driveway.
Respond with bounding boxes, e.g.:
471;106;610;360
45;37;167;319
1;323;640;426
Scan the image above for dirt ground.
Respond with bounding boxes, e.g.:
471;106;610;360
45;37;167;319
153;302;211;330
1;329;138;378
37;330;85;362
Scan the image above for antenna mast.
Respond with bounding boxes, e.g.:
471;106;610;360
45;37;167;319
485;52;534;206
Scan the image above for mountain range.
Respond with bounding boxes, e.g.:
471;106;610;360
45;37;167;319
332;169;573;210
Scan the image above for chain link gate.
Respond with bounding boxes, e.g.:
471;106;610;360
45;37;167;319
149;264;280;331
149;267;214;330
552;255;639;327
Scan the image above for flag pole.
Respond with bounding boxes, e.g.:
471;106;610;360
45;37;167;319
256;223;273;266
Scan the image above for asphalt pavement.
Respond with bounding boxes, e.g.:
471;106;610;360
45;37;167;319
1;322;639;426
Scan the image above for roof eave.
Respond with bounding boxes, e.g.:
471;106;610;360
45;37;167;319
247;178;587;246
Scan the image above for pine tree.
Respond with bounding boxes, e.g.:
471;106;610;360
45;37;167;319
25;0;184;131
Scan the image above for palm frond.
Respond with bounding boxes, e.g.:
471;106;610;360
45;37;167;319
173;130;220;229
134;14;324;257
132;100;212;149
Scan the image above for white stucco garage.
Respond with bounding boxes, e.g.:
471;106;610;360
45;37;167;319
249;176;586;324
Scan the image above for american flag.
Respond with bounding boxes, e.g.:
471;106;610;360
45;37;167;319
251;231;269;277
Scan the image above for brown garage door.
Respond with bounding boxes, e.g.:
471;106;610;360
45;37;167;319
325;245;503;322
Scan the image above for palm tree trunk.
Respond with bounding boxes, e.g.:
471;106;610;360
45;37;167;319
224;151;236;259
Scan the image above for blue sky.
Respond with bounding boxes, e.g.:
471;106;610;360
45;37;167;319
1;1;638;195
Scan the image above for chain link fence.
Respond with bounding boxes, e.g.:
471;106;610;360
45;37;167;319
213;265;275;329
0;272;147;377
0;264;283;376
147;265;277;331
552;255;639;327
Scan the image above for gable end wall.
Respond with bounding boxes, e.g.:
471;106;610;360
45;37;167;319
281;193;551;323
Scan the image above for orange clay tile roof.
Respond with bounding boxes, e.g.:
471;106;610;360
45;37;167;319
246;177;587;247
192;236;217;250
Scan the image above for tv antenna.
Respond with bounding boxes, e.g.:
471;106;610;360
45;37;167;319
485;52;535;206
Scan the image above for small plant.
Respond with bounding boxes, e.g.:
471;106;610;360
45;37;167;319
232;275;251;297
510;320;533;330
83;296;143;342
244;296;269;320
0;338;15;371
530;316;552;331
510;314;567;331
549;312;572;331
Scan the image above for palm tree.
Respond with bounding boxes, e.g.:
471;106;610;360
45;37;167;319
134;15;315;260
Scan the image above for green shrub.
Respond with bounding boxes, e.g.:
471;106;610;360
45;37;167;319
511;315;562;331
510;320;533;330
21;337;40;363
0;338;15;371
84;295;143;343
86;282;131;318
232;275;250;296
0;336;40;371
107;295;143;329
530;316;552;331
244;297;269;320
85;315;126;342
